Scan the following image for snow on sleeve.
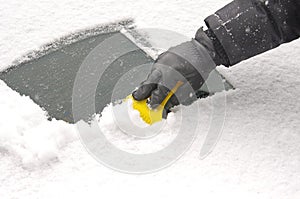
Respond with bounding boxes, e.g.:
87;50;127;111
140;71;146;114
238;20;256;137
0;80;77;168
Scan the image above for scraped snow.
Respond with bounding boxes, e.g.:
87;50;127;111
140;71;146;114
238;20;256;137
0;80;77;168
98;102;179;154
125;98;150;128
0;0;300;199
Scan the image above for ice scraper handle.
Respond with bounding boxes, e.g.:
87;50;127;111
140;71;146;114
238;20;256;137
159;81;184;109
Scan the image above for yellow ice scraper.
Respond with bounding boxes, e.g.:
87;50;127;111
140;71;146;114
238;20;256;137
127;81;184;125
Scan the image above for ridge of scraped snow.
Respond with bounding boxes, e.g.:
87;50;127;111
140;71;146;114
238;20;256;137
0;80;77;168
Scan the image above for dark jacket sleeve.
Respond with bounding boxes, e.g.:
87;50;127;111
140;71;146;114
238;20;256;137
202;0;300;66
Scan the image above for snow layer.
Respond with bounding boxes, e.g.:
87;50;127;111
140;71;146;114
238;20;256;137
0;0;230;71
0;80;77;168
98;102;179;154
0;0;300;199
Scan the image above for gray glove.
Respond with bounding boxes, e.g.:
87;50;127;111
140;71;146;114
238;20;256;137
132;29;218;112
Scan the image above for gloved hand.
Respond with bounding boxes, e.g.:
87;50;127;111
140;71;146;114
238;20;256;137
132;28;219;112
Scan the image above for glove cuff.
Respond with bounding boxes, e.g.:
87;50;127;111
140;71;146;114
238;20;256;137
195;27;230;67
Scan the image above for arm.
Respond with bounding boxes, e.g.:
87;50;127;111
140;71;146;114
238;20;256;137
202;0;300;66
133;0;300;110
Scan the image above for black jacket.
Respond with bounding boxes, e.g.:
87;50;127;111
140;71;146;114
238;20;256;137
199;0;300;66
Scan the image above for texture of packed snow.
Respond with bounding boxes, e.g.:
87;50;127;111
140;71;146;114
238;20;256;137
0;80;77;168
0;0;300;199
98;102;180;154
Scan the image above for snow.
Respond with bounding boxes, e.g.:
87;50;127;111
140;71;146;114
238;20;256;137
98;103;179;154
0;0;230;71
0;80;77;168
124;99;151;128
0;0;300;199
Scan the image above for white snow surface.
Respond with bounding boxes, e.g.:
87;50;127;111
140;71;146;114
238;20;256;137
1;0;300;199
0;80;77;168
